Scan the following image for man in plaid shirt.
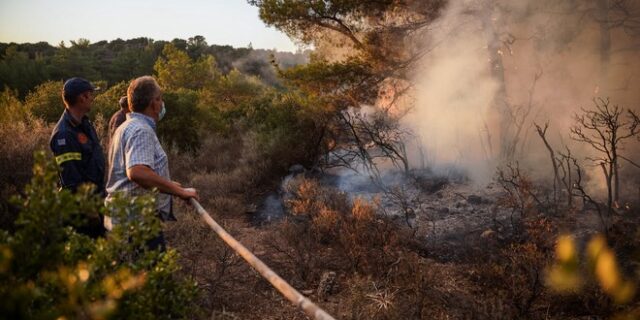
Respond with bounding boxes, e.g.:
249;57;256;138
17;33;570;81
105;76;198;250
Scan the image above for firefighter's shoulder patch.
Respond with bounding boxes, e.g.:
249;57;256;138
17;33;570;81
77;132;89;144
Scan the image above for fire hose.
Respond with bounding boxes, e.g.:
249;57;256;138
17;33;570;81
189;198;337;320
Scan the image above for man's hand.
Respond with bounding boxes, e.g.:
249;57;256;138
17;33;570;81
177;187;199;201
128;165;198;201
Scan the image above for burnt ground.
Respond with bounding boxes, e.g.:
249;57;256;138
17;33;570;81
168;167;634;319
414;181;605;259
249;167;607;262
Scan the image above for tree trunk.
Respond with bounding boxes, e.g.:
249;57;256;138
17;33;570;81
566;156;573;207
535;123;560;211
613;152;619;204
611;126;619;204
602;162;613;215
481;7;513;161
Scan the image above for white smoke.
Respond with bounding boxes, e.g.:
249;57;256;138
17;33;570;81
405;0;500;183
403;0;640;190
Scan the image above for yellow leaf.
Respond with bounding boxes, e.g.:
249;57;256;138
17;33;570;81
587;235;606;261
595;249;620;292
556;235;576;263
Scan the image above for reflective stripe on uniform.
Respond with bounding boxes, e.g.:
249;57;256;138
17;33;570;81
55;152;82;165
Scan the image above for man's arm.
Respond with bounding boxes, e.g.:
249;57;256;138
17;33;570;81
127;165;198;200
124;128;198;200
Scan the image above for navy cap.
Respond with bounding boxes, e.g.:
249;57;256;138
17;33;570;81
63;77;100;99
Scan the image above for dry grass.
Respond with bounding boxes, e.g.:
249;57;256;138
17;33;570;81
0;118;52;189
259;177;466;319
0;117;52;228
164;129;308;318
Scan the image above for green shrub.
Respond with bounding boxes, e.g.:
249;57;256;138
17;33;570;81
0;152;198;319
24;80;64;123
242;91;325;170
91;81;129;120
154;44;219;91
195;70;266;134
0;45;50;97
158;89;202;154
0;87;30;124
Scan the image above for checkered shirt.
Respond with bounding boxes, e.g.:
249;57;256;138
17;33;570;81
105;112;171;228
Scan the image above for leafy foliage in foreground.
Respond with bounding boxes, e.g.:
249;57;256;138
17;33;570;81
0;152;198;319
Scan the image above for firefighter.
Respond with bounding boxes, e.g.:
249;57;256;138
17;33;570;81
49;77;106;238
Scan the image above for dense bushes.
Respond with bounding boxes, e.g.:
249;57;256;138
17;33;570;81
0;88;30;124
0;153;197;319
158;89;202;153
90;81;129;121
0;116;51;229
24;80;63;123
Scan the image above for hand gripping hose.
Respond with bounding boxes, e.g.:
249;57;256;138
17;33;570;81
190;198;336;320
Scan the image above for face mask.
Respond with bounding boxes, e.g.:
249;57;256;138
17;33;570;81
158;101;166;121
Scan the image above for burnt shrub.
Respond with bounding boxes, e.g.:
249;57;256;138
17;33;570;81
263;177;450;319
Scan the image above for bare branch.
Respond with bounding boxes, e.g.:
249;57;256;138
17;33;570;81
619;154;640;169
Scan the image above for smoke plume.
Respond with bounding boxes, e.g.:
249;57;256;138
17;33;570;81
404;0;640;190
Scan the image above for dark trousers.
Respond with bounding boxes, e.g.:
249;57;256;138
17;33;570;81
75;214;106;239
146;232;166;252
147;208;172;252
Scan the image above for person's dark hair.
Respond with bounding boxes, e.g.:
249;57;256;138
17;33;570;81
127;76;160;113
118;96;128;110
62;92;80;106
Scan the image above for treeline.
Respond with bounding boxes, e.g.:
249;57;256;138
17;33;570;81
0;36;308;97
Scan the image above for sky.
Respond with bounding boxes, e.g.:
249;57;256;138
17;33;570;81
0;0;299;52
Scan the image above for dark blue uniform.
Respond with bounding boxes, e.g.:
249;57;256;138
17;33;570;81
50;109;106;196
